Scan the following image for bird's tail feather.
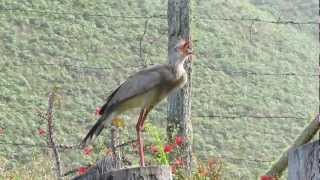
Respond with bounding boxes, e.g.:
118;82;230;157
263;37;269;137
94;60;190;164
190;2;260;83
81;110;115;148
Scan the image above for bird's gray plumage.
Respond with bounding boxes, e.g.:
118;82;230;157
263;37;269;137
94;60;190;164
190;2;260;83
107;65;176;109
81;41;191;148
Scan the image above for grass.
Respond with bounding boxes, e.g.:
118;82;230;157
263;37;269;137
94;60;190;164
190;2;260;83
0;155;54;180
0;0;318;179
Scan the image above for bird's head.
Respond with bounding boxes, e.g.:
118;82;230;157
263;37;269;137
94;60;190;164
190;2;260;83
176;39;192;59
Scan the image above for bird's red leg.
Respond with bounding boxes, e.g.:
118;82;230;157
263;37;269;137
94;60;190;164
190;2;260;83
139;108;151;130
136;108;147;166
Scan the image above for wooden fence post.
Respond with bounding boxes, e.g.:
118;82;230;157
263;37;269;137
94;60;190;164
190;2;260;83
167;0;193;175
74;162;172;180
288;140;320;180
100;166;172;180
264;115;320;178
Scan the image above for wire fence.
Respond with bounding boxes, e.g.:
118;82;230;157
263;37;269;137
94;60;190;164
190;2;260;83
0;8;318;25
0;1;318;178
0;140;273;164
1;61;319;77
0;8;167;19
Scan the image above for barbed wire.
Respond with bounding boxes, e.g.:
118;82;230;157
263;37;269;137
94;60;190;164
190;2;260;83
216;154;272;163
204;64;318;77
195;16;319;25
0;140;272;164
0;141;78;149
0;8;318;26
0;13;168;38
1;61;318;78
0;111;310;121
1;62;144;70
0;8;167;20
194;114;308;120
0;139;137;150
0;105;310;120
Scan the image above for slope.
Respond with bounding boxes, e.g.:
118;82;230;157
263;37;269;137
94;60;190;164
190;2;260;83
0;0;318;179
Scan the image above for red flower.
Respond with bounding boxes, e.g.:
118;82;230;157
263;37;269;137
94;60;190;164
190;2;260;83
171;164;177;174
150;145;159;154
95;107;101;116
175;136;184;146
38;128;46;137
260;176;278;180
174;158;184;166
0;128;4;135
83;147;93;156
164;144;174;153
78;166;89;175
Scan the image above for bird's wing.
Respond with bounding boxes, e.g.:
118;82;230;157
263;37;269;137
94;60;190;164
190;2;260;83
101;64;173;111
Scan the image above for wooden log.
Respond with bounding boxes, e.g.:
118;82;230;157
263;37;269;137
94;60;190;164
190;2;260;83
264;115;320;177
101;166;172;180
73;156;116;180
73;162;172;180
288;140;320;180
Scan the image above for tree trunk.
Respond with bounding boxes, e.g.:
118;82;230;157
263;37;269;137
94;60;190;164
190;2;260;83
167;0;193;175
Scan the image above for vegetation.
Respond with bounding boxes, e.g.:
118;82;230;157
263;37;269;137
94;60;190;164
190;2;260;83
0;155;54;180
0;0;318;179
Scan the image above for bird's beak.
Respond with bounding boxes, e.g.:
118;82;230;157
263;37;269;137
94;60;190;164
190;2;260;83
176;39;193;59
185;42;193;60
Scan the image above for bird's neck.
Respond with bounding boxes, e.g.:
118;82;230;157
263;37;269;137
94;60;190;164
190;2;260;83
173;56;188;78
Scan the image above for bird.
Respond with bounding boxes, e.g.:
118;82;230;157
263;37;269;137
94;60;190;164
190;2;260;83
81;39;192;166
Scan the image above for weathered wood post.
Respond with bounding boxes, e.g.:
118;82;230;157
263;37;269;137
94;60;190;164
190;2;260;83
263;115;320;178
100;166;172;180
73;162;172;180
288;140;320;180
167;0;193;175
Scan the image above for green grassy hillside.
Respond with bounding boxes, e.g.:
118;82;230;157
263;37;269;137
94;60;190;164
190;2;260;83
0;0;318;179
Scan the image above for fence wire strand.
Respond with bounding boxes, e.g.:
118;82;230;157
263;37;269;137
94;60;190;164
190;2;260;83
0;8;318;25
0;8;167;19
1;61;318;78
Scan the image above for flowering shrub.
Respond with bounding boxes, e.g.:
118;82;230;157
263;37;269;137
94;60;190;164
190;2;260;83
150;144;159;154
145;123;223;179
164;144;175;154
38;128;46;137
260;176;278;180
83;147;93;156
145;123;186;174
194;158;223;180
145;123;169;165
78;167;89;175
175;136;184;146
